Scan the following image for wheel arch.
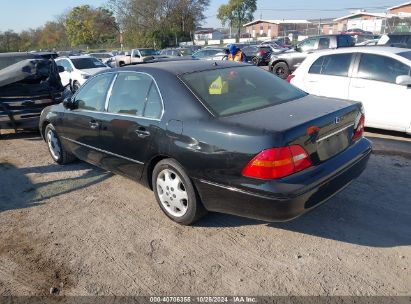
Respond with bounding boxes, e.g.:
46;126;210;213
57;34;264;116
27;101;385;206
270;59;289;71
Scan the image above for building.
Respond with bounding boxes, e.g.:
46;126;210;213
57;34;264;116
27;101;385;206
388;1;411;14
243;19;311;38
333;11;389;34
194;29;223;41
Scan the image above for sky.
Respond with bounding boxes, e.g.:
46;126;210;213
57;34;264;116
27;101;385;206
0;0;405;32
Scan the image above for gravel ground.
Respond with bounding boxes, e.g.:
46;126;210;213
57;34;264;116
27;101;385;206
0;131;410;296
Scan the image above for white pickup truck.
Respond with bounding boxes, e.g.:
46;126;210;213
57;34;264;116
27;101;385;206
114;48;159;67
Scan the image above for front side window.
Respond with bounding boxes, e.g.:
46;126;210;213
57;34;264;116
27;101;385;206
357;54;411;83
57;59;72;71
140;49;157;57
75;73;114;111
181;66;306;116
298;38;317;52
309;54;352;77
318;38;330;49
107;73;163;119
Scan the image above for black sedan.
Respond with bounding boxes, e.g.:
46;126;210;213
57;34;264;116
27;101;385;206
39;61;371;225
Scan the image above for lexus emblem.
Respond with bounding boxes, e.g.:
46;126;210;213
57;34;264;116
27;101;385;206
335;117;341;124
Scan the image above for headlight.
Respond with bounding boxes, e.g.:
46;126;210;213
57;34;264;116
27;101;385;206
81;74;90;79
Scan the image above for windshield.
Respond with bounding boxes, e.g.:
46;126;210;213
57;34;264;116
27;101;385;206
181;66;306;116
140;49;157;56
71;57;106;69
398;51;411;61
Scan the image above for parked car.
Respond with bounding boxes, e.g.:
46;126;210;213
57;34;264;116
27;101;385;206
356;39;379;46
0;52;64;132
88;52;114;65
192;48;227;60
160;48;195;57
269;34;355;79
114;48;159;67
343;28;373;36
55;56;110;92
378;32;411;48
250;45;289;66
289;47;411;135
39;61;371;225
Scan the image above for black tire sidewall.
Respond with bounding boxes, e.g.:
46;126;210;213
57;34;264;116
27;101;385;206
273;62;290;79
45;124;63;164
152;159;200;225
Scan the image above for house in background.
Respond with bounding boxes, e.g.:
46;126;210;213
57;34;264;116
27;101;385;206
388;1;411;14
243;19;311;38
194;29;223;41
333;11;389;34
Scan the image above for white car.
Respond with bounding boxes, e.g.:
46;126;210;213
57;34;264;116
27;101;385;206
289;46;411;135
55;56;109;92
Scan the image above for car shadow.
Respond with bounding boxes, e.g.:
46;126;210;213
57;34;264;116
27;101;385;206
0;161;112;213
0;130;42;141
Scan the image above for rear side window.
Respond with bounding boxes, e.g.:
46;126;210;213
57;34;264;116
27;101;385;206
318;38;330;49
357;54;411;83
309;54;352;77
337;35;354;47
181;66;306;117
399;51;411;61
108;72;162;119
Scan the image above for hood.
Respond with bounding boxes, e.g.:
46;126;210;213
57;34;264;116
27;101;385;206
0;59;64;97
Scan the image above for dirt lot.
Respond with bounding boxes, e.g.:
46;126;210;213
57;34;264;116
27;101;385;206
0;131;410;296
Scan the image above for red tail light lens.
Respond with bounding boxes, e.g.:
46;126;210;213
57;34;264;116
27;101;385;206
287;74;295;83
242;145;312;179
352;114;365;142
258;50;267;56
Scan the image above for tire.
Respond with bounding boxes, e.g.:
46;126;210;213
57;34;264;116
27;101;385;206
152;159;207;225
71;81;80;93
251;57;259;66
44;124;76;165
272;62;290;79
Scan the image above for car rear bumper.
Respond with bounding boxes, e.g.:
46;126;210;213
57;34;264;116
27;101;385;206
194;138;372;222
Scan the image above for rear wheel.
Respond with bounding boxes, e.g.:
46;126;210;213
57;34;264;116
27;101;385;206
272;62;290;79
152;159;207;225
45;124;76;165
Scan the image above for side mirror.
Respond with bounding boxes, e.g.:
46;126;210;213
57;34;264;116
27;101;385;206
57;65;65;73
62;96;76;110
396;75;411;86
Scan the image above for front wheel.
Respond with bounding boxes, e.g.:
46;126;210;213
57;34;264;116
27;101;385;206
152;159;207;225
45;124;76;165
272;62;290;79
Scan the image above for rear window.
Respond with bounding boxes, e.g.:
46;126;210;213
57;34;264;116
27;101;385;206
181;66;306;117
399;51;411;61
71;57;106;69
0;54;35;70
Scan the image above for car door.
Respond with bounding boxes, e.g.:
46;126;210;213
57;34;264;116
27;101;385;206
349;53;411;131
290;37;319;70
60;73;116;165
56;59;73;87
98;72;163;180
304;53;353;99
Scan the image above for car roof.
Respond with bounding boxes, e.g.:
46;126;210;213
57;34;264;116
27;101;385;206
57;55;92;60
308;46;409;56
112;60;247;76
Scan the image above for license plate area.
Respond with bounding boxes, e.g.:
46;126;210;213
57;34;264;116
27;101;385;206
316;126;351;161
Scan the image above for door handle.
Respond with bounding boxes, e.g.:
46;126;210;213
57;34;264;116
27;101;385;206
352;85;365;89
89;120;100;129
135;128;150;138
308;80;318;83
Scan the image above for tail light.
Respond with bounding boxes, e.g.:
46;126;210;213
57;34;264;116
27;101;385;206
352;113;365;142
242;145;312;179
287;74;295;83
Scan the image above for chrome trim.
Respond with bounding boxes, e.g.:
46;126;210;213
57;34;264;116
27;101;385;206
316;124;354;143
104;73;118;111
61;136;144;165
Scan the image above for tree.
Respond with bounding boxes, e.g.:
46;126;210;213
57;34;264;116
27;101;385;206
107;0;209;48
217;0;257;41
65;5;118;47
38;21;68;50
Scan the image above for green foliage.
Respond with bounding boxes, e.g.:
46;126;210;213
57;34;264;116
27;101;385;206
65;5;118;47
217;0;257;39
108;0;210;48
